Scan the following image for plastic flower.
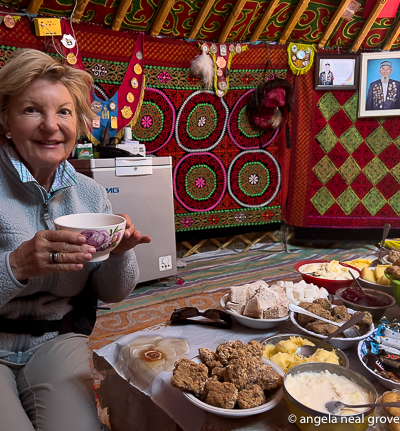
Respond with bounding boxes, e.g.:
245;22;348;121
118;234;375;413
115;336;189;391
80;229;109;251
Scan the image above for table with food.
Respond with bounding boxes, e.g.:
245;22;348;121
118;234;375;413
94;246;400;431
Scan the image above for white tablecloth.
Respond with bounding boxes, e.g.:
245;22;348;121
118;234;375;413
94;317;389;431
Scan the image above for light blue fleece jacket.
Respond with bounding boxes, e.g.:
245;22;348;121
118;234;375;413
0;146;139;357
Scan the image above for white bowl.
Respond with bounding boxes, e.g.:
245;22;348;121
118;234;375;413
358;268;393;295
357;333;400;390
183;357;284;418
290;306;374;350
220;294;289;329
54;213;126;262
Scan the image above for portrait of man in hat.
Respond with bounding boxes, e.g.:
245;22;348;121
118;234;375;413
319;62;334;85
366;60;400;110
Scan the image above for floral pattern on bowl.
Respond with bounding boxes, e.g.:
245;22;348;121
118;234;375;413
80;226;123;252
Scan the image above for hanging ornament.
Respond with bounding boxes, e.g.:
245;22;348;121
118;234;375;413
287;43;316;75
61;34;76;49
190;50;214;90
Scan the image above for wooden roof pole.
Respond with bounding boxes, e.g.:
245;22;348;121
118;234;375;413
27;0;44;15
111;0;132;31
150;0;176;37
278;0;311;44
382;17;400;50
250;0;280;43
188;0;216;40
71;0;91;22
350;0;387;51
318;0;352;48
218;0;247;43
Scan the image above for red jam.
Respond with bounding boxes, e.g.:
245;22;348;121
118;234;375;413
341;287;386;307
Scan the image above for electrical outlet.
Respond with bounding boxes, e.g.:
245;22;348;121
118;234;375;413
33;18;62;36
159;255;172;271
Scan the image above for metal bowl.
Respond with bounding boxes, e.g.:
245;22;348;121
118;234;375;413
261;333;349;369
336;287;396;320
283;363;378;431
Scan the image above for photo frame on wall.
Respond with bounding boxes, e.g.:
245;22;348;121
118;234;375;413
358;51;400;117
314;53;359;91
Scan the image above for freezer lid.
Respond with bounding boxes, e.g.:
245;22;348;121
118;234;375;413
69;156;171;170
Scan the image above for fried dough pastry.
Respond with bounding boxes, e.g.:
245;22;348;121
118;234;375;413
237;384;266;409
171;358;208;395
201;380;238;409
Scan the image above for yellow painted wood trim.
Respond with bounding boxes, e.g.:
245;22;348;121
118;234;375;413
279;0;311;44
71;0;91;22
218;0;247;43
150;0;176;37
382;17;400;50
188;0;216;40
27;0;44;15
111;0;132;31
350;0;387;51
318;0;352;48
250;0;280;43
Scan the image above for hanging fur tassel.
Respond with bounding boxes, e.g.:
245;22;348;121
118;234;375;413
190;51;214;90
269;106;283;129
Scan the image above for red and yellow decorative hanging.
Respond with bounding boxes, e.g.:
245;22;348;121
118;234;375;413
287;43;316;75
196;42;248;97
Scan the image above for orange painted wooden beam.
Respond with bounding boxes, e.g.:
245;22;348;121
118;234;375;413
71;0;91;22
218;0;247;43
350;0;387;51
250;0;280;43
111;0;132;31
27;0;43;15
188;0;216;40
318;0;352;48
382;15;400;50
278;0;311;44
150;0;176;37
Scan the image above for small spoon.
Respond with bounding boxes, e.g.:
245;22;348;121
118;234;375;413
325;400;400;415
349;271;366;294
289;303;362;337
370;223;391;268
294;312;365;357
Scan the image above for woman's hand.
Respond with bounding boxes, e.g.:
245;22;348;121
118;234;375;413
111;213;151;255
9;230;97;282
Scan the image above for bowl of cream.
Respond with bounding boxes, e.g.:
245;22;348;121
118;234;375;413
283;363;377;431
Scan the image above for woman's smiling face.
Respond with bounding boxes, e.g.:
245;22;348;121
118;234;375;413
6;78;77;181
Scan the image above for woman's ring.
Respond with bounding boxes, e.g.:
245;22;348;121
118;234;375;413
51;252;59;263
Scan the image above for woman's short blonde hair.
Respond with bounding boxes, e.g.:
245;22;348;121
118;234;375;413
0;48;97;137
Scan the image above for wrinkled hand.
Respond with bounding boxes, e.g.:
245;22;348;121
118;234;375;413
9;230;97;282
111;213;151;255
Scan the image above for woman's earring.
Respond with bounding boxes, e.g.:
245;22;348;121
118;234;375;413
5;132;11;139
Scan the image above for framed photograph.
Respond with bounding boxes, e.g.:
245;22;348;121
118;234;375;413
314;53;359;91
358;52;400;117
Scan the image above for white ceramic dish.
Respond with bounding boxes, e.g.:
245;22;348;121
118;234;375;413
358;268;393;295
54;213;126;262
220;294;289;329
290;306;375;350
358;333;400;391
183;357;284;418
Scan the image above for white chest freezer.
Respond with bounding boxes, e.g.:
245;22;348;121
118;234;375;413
70;157;177;284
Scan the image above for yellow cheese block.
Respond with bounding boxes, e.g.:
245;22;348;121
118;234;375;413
343;259;374;270
375;265;391;279
362;267;376;283
377;274;391;286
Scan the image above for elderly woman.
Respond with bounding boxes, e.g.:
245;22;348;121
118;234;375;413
0;49;151;431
